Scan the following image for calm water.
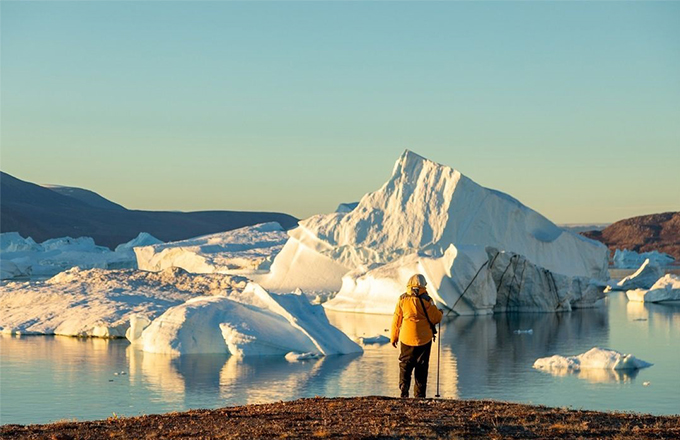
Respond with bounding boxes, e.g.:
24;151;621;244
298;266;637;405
1;293;679;425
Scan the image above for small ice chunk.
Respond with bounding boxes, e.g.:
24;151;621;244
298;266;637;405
513;329;533;335
285;352;321;362
357;335;390;346
534;347;652;371
643;381;651;386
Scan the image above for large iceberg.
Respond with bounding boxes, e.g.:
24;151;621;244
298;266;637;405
0;267;246;337
134;222;287;275
613;249;675;269
129;282;362;357
261;151;608;314
0;232;163;279
626;274;680;303
1;265;361;358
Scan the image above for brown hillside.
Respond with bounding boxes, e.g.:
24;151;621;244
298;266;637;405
582;212;680;260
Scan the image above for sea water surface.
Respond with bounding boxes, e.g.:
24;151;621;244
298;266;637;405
1;292;679;425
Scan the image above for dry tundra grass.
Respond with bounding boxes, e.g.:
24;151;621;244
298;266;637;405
2;396;679;439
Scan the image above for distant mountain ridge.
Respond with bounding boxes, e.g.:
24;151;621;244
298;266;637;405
42;184;127;211
0;171;298;249
581;212;680;261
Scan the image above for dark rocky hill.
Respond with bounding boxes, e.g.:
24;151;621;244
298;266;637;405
0;171;298;250
581;212;680;260
42;184;127;211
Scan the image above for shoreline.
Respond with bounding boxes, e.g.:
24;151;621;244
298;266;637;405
2;397;678;439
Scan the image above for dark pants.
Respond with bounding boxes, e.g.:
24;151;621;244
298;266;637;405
399;341;432;398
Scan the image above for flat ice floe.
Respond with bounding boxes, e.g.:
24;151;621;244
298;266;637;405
613;249;675;269
0;232;163;279
626;274;680;303
262;151;608;314
129;283;362;357
533;348;652;383
0;267;246;337
134;222;287;275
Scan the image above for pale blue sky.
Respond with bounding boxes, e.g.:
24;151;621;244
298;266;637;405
1;1;678;223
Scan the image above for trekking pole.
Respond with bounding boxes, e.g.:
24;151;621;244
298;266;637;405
435;321;441;398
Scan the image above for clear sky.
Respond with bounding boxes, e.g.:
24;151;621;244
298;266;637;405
1;1;678;223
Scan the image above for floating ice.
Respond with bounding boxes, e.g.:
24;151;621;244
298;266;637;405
0;259;31;280
0;232;42;253
534;347;652;372
613;249;674;269
285;352;322;362
130;282;362;357
114;232;162;254
611;259;664;291
135;222;287;275
0;267;246;337
626;274;680;303
356;335;390;346
513;329;533;335
326;246;604;316
0;232;162;279
260;151;608;314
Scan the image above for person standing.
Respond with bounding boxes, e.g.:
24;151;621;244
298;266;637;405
390;274;443;398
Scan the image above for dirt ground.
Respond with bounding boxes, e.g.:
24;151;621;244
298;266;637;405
2;396;679;439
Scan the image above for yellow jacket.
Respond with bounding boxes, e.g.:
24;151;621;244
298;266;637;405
391;287;443;346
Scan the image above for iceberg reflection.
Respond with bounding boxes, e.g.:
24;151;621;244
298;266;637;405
536;366;640;384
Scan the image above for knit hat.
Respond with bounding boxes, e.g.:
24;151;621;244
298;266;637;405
406;274;427;289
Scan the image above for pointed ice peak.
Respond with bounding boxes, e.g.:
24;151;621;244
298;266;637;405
393;149;436;176
397;149;427;164
287;150;608;280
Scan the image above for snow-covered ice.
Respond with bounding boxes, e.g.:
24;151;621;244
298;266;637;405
134;222;287;275
260;151;608;315
129;282;362;357
626;274;680;303
534;347;652;371
613;249;675;269
324;246;604;315
0;267;246;337
114;232;163;254
0;233;42;253
0;259;31;280
325;245;497;315
0;232;163;279
610;259;664;291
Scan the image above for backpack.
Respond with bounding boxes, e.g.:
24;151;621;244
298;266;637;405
412;287;437;342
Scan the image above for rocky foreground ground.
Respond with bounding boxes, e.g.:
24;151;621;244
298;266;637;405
2;396;679;439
